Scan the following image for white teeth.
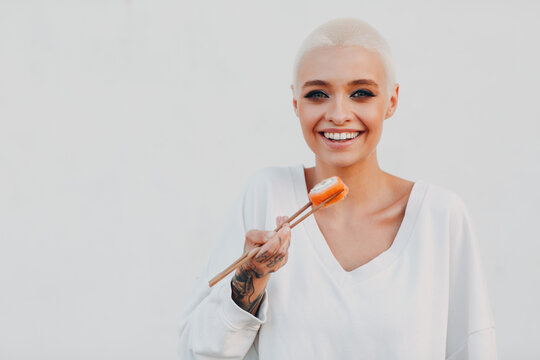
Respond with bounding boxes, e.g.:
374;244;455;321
323;131;362;141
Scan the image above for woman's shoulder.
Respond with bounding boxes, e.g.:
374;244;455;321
388;173;466;214
419;179;469;217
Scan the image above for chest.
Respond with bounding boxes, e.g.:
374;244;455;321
313;207;406;272
262;225;449;359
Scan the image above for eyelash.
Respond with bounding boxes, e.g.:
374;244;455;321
304;89;375;99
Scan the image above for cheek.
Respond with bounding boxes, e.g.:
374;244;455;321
298;104;324;127
299;119;317;141
359;103;386;128
298;118;320;150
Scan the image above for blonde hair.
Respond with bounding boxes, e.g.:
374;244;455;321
292;17;396;97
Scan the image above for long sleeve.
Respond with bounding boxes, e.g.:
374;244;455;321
445;197;497;359
178;173;270;360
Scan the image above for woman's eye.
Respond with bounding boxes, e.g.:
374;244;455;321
304;90;328;99
351;89;375;98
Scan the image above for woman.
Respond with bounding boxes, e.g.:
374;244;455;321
178;18;497;359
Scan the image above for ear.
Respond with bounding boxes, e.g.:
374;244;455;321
384;83;399;119
290;84;299;117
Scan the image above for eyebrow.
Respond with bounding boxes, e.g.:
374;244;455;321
302;79;379;89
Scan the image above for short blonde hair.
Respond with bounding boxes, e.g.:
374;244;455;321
292;17;396;97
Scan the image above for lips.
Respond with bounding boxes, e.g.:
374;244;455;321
318;130;365;148
321;131;362;141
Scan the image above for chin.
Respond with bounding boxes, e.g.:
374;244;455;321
317;153;365;169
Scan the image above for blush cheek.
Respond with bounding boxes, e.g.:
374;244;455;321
298;114;319;138
298;123;318;151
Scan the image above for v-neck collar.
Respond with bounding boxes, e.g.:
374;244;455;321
289;163;429;287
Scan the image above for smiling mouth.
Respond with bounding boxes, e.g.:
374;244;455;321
319;131;364;141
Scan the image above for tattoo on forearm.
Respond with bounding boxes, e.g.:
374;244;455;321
231;269;265;315
246;291;264;314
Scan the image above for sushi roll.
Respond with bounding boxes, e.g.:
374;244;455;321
309;176;349;208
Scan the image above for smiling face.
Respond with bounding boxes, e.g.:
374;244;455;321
292;45;399;169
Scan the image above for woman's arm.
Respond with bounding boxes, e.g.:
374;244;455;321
231;269;269;317
231;218;291;316
178;173;290;360
177;270;267;360
445;197;497;359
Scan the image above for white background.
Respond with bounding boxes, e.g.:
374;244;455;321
1;0;539;359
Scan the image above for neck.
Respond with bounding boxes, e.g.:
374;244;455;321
307;150;389;212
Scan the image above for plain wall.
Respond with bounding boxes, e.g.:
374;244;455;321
1;0;539;359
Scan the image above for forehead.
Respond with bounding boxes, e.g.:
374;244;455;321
297;46;386;86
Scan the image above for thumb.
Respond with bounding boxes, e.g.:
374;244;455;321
275;215;288;229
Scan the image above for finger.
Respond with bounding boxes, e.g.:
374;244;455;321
246;229;273;246
277;230;291;254
266;238;290;269
286;228;291;250
276;226;291;258
254;232;282;263
273;226;291;267
247;246;260;259
277;223;291;244
268;227;289;258
253;219;290;263
266;252;286;270
281;253;289;266
275;215;289;230
254;241;280;264
261;228;291;271
239;246;263;272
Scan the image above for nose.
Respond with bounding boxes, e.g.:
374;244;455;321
326;95;353;125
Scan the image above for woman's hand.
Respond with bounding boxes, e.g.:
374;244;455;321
230;216;291;315
241;216;291;277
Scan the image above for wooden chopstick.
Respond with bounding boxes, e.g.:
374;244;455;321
207;201;310;288
210;202;312;279
208;190;343;287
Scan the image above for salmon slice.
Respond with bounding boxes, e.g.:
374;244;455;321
308;176;349;208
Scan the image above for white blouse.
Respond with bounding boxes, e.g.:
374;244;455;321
178;164;497;359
